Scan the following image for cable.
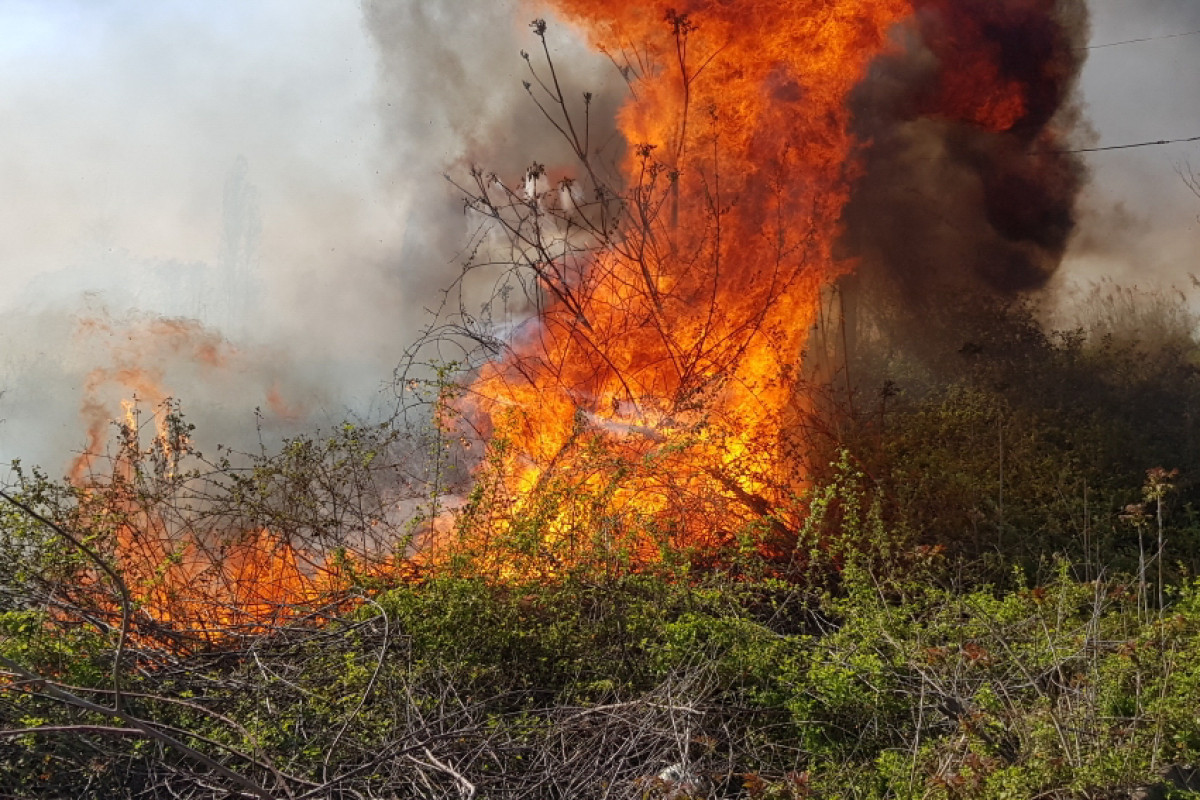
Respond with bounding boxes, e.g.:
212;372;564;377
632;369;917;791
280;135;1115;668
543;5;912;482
1084;28;1200;50
1027;135;1200;157
1062;135;1200;154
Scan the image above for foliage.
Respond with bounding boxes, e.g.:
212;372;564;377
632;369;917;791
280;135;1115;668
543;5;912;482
7;546;1200;798
836;287;1200;586
3;16;1200;799
5;276;1200;796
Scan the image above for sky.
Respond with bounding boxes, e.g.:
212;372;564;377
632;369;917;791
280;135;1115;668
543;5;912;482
1067;0;1200;287
0;0;1196;473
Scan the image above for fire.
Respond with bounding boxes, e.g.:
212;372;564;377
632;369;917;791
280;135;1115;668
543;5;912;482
447;0;1084;572
62;406;361;648
112;521;357;642
911;0;1077;134
68;313;234;483
62;315;403;647
46;1;1085;640
266;383;305;422
451;1;912;569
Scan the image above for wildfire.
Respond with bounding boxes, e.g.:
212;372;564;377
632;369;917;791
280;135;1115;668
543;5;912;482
62;406;362;648
449;0;1085;572
46;0;1086;640
68;314;234;483
111;521;358;642
62;315;399;647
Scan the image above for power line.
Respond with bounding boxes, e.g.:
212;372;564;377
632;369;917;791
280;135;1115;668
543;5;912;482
1084;28;1200;50
1063;134;1200;154
1029;135;1200;156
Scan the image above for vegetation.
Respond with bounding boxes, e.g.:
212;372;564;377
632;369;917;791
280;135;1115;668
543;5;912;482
2;282;1200;798
3;18;1199;800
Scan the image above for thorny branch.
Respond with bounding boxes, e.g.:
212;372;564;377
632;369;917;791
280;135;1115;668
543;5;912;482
0;489;133;714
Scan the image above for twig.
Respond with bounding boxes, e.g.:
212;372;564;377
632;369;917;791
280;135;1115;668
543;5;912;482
322;593;392;783
409;747;477;799
0;488;133;714
0;654;274;800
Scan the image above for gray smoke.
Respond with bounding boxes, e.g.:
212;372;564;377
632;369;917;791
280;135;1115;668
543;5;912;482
837;0;1200;360
1;0;1194;475
360;1;622;292
0;0;618;476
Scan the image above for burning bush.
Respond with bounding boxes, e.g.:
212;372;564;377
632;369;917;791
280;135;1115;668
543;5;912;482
404;0;1088;578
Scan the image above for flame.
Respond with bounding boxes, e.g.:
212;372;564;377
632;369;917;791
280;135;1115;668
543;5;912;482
266;382;305;422
62;316;405;647
63;410;339;647
451;2;911;570
53;1;1083;639
72;460;409;648
68;313;233;483
911;0;1058;133
448;0;1079;572
112;521;360;641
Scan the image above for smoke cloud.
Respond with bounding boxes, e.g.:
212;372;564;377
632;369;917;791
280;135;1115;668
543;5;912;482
837;0;1200;360
1;0;1196;473
1068;0;1200;285
839;0;1091;351
361;1;621;292
0;0;617;475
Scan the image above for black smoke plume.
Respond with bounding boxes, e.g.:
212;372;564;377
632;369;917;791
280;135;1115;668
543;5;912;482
839;0;1091;358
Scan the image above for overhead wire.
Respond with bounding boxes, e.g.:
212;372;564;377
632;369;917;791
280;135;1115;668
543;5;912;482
1084;28;1200;50
1058;135;1200;155
1064;25;1200;153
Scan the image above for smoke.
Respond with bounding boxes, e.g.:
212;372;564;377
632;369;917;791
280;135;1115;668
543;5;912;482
0;0;619;475
839;0;1200;352
0;0;388;472
3;0;1195;475
1068;0;1200;284
839;0;1091;348
359;0;623;292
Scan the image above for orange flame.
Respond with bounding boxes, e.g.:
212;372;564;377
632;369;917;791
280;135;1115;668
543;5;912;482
73;460;409;648
449;1;1075;572
68;314;233;483
112;521;361;642
452;2;912;570
59;1;1081;637
63;315;408;646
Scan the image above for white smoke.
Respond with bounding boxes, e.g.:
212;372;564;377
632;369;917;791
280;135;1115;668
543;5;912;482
1;0;1193;475
0;0;616;475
